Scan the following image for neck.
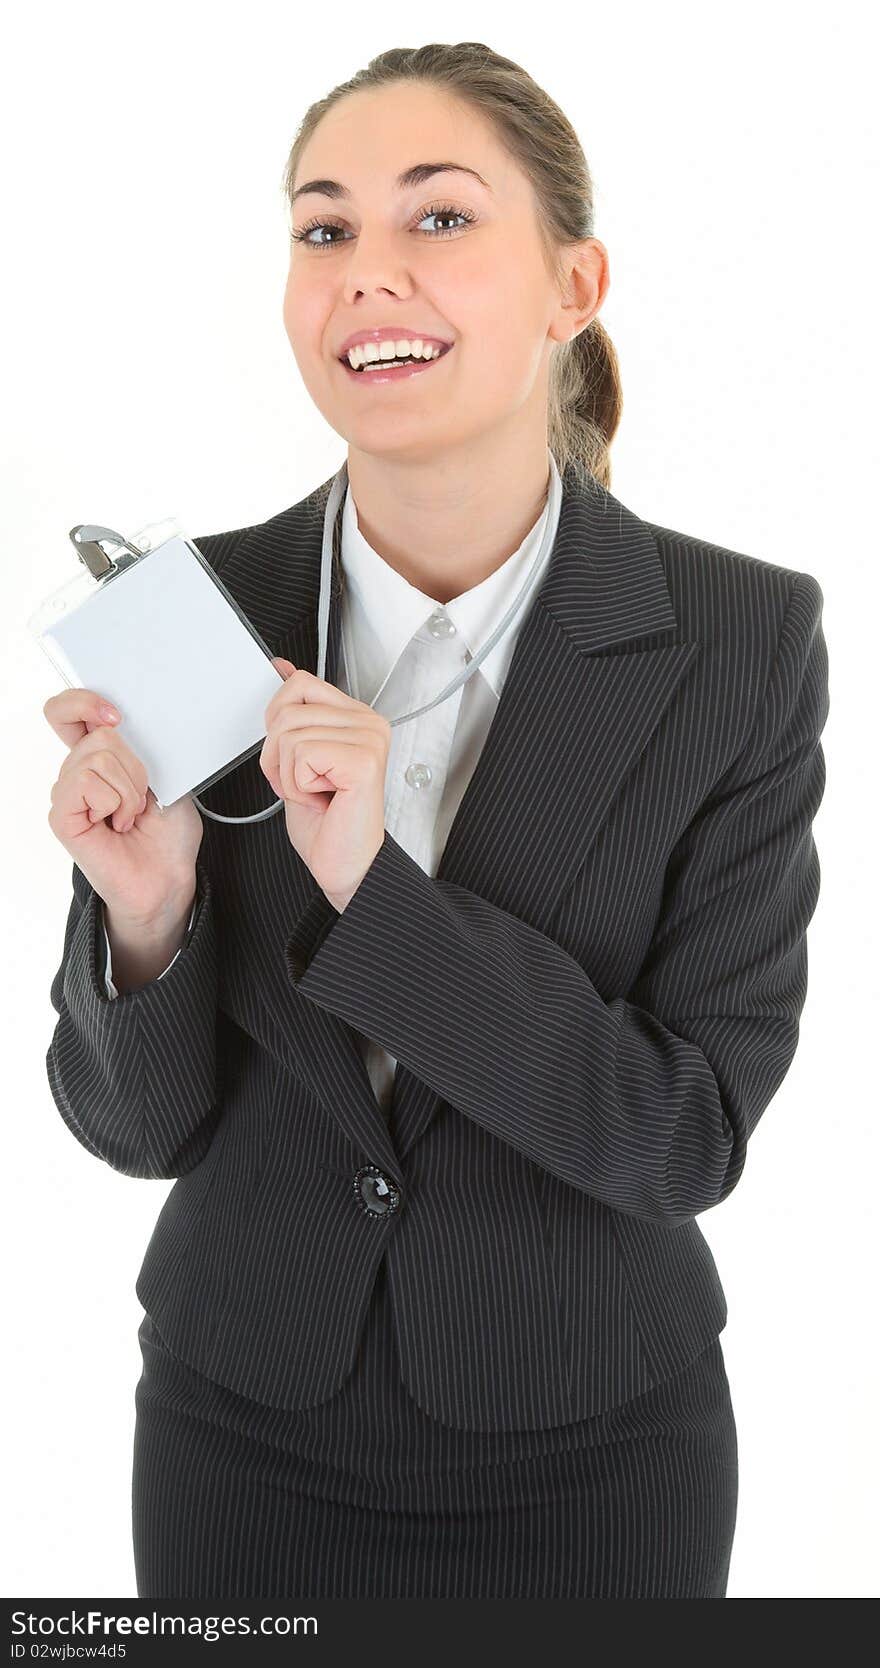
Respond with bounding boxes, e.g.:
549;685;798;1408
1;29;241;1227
344;430;553;606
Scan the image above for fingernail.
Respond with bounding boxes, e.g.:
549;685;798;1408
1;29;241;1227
101;704;121;722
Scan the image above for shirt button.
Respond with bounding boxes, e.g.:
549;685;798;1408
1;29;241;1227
405;762;433;790
354;1166;401;1217
427;608;457;639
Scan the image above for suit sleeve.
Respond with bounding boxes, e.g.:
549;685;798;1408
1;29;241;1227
283;570;829;1227
43;525;244;1180
46;857;222;1179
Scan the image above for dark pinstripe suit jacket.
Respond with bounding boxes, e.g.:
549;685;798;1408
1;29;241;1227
46;461;829;1432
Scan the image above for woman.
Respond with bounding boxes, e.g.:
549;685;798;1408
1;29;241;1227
44;43;829;1599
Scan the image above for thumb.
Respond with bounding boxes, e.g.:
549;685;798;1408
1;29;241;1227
271;656;297;678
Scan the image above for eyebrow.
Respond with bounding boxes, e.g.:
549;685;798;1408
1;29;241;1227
290;161;492;206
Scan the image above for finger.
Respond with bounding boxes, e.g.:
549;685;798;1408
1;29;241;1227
264;664;361;730
278;733;385;800
58;726;150;805
261;719;383;798
43;688;123;750
51;748;144;832
261;702;387;791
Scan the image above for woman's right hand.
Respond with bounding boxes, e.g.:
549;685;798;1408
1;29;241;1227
45;687;203;927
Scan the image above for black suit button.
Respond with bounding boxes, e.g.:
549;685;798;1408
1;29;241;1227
354;1165;400;1217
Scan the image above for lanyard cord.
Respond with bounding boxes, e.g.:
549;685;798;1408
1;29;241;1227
194;447;561;825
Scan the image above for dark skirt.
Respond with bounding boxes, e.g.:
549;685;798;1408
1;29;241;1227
132;1259;738;1599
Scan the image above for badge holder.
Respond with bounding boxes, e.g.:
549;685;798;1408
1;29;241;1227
27;520;287;820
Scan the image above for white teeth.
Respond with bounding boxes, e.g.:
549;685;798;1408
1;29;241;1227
345;338;446;369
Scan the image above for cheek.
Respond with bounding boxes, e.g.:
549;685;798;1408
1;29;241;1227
282;268;323;354
451;272;538;396
281;280;299;352
465;327;537;407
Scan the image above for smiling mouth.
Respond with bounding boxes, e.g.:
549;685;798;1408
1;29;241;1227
338;344;454;377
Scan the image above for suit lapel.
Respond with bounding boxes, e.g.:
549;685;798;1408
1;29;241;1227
223;512;410;1179
223;463;701;1169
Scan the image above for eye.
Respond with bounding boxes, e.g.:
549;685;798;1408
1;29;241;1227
289;202;478;252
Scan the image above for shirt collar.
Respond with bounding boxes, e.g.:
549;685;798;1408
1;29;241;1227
339;451;562;703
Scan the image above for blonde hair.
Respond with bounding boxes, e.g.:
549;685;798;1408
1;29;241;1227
281;41;622;488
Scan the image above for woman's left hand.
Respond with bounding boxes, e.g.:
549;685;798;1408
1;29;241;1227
260;657;390;913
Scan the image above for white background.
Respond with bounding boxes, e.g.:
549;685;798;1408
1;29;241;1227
5;0;877;1600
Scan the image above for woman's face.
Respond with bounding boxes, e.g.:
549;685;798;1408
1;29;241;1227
282;82;598;464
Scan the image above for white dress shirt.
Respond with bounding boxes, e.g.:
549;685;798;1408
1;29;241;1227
103;453;563;1117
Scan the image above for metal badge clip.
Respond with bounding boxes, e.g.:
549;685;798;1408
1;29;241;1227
68;524;143;580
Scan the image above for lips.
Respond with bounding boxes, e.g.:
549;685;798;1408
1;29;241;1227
338;343;454;383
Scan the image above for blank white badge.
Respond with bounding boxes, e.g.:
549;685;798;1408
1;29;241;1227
39;535;284;809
